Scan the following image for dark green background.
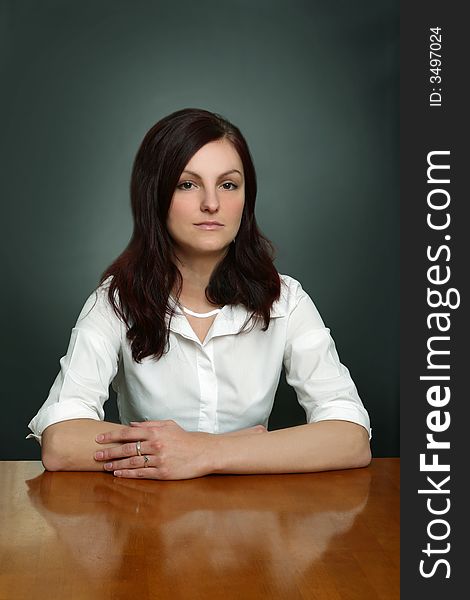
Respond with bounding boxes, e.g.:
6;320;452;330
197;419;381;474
1;0;399;459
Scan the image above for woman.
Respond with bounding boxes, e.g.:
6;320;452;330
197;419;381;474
27;108;371;480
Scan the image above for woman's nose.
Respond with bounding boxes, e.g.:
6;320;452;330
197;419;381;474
200;188;220;212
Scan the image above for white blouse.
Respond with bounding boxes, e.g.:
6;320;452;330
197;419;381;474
26;274;371;445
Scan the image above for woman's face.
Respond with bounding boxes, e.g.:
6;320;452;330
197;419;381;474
166;138;245;262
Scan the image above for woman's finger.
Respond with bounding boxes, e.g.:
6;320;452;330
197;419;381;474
113;468;161;479
95;441;151;462
102;453;153;472
96;427;147;444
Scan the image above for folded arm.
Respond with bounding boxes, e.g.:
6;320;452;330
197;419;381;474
41;418;269;472
41;419;126;471
90;418;370;480
211;419;371;475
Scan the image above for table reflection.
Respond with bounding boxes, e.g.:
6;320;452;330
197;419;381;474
25;468;371;596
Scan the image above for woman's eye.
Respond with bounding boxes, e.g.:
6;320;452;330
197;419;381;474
177;181;195;190
177;181;238;191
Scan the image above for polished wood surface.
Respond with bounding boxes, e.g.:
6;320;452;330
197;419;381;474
0;459;399;599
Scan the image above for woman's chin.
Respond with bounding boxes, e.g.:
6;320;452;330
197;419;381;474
179;242;231;259
198;244;231;256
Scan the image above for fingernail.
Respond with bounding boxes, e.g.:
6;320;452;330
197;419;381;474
114;471;121;477
96;434;104;442
105;463;113;469
95;451;104;459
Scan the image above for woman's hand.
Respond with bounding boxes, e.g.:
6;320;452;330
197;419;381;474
94;420;218;480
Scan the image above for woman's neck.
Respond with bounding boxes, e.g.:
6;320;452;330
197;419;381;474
174;249;226;290
173;252;225;309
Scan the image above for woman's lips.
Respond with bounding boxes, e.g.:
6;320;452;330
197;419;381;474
194;223;225;230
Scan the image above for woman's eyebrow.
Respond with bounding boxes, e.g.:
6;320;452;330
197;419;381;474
181;169;243;178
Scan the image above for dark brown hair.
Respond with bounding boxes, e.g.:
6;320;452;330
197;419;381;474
98;107;280;362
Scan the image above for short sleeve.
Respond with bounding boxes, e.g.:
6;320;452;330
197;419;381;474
26;278;123;445
283;282;371;439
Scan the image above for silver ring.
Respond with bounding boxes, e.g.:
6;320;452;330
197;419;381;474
136;440;142;456
143;455;149;467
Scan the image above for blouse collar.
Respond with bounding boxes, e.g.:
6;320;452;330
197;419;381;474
167;287;289;347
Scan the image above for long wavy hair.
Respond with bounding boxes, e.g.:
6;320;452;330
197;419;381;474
98;107;281;362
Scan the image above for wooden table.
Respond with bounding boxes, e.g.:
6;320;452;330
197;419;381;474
0;459;399;599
